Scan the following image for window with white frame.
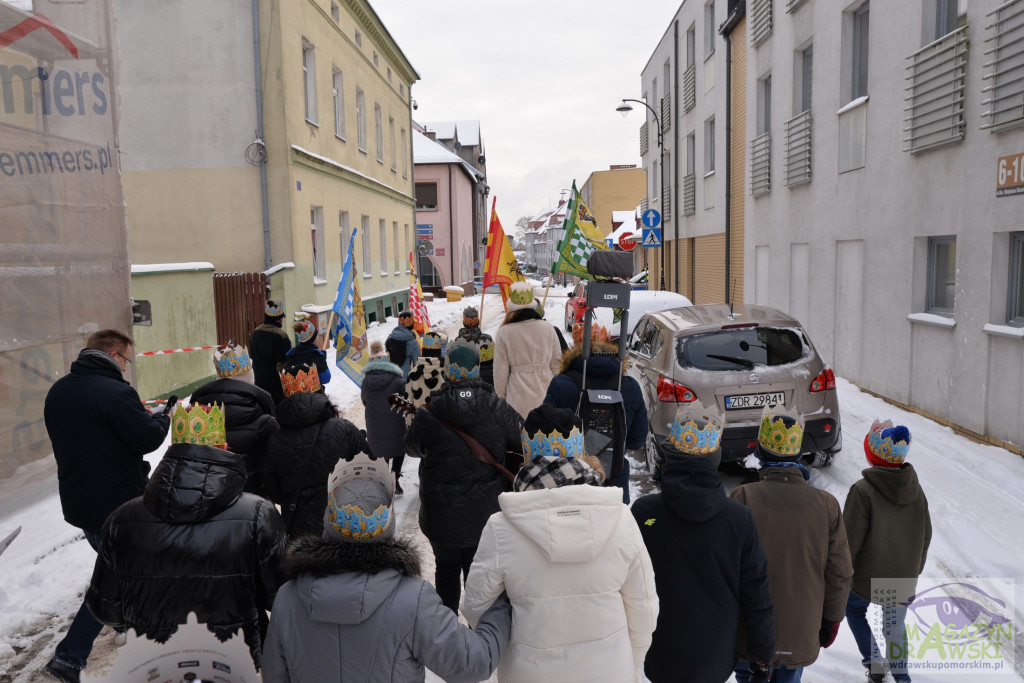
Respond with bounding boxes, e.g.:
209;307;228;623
374;104;383;163
302;39;317;124
704;0;716;58
404;224;410;270
389;117;396;171
310;206;325;282
758;74;772;134
1009;232;1024;326
339;211;350;264
361;215;371;274
705;116;715;173
332;68;345;139
416;183;438;210
379;219;387;274
401;129;408;178
927;235;956;315
796;44;812;114
687;24;696;67
393;221;400;272
843;2;870;104
356;89;366;152
929;0;963;41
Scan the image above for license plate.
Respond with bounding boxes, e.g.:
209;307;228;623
724;392;785;410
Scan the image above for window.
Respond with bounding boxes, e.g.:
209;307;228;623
302;39;317;124
679;328;807;370
704;0;716;58
388;68;393;83
849;2;870;102
373;51;379;67
356;89;366;152
332;68;345;139
1009;233;1024;326
339;211;350;264
355;29;362;47
404;224;410;271
416;183;438;210
361;215;371;274
330;1;339;21
796;45;812;114
705;117;715;173
401;128;408;178
389;117;396;171
310;206;325;282
393;221;400;272
757;74;772;134
400;84;405;98
687;131;696;175
374;104;383;163
931;0;961;41
686;24;696;68
927;236;956;315
379;219;387;274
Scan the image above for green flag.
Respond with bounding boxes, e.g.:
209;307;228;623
553;181;608;278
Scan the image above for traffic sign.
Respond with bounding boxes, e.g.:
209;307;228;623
642;228;662;248
473;260;481;269
642;209;662;228
618;232;638;251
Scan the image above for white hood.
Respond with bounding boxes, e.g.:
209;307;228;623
497;485;625;563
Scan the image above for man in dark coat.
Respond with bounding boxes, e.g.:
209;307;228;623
543;337;648;503
85;402;287;670
360;344;408;492
386;311;421;380
404;343;523;613
249;298;292;403
191;345;279;496
42;329;170;683
453;306;495;386
632;406;774;683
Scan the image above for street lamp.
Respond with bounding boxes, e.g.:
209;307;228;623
617;98;666;292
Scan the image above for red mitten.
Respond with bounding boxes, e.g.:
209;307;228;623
819;618;841;648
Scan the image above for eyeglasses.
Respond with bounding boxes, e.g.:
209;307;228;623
115;351;133;366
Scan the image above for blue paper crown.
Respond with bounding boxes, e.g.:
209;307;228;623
668;415;724;454
423;333;446;349
325;493;393;541
265;300;285;317
867;425;911;464
521;425;585;460
213;346;251;377
445;362;479;381
296;321;316;343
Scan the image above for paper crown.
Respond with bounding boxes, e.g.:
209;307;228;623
265;299;285;317
294;321;316;343
445;343;480;381
866;419;911;466
757;406;804;458
668;405;724;455
509;282;533;305
463;306;480;325
280;365;322;397
212;346;251;378
572;322;611;346
172;403;227;447
422;332;447;350
325;453;395;542
479;340;494;363
522;424;585;460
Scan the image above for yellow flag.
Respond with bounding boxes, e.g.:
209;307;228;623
484;198;526;303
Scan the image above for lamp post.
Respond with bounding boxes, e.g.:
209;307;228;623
616;98;665;292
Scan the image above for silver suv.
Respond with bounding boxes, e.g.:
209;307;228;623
626;304;842;475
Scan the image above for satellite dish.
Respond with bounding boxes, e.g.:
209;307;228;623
417;241;433;256
454;141;463;151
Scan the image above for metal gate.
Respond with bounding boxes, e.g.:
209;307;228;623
213;272;269;348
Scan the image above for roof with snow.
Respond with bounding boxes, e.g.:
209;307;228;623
413;129;483;181
423;120;482;147
612;210;635;226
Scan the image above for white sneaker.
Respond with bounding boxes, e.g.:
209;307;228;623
114;631;127;647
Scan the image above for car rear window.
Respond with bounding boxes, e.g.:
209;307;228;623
676;326;807;370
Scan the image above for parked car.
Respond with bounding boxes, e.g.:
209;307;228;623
564;280;589;330
472;276;501;294
626;304;841;476
565;280;689;338
629;270;649;290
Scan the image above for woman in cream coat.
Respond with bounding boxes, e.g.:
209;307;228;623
461;405;659;683
493;282;561;418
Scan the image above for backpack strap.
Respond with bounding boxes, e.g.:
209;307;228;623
424;405;516;484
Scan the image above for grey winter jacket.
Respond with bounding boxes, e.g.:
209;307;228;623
386;324;421;379
261;536;511;683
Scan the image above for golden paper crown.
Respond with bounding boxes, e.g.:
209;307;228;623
172;402;227;447
280;365;322;397
757;407;804;457
509;282;534;306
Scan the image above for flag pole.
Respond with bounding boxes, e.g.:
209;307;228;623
540;271;555;310
321;312;336;350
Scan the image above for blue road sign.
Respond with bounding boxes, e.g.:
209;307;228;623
642;228;662;248
642;209;662;228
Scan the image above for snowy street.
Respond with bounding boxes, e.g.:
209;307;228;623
0;289;1022;682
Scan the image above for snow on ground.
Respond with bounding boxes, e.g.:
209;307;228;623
0;287;1022;682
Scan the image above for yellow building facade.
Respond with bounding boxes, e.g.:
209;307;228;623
579;166;646;237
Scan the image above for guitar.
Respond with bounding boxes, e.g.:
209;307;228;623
388;393;525;482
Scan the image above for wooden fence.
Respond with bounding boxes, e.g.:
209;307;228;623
212;272;269;348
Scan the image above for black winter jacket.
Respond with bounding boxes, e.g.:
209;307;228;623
285;340;331;386
404;380;523;548
631;455;774;682
360;358;407;461
44;349;170;532
250;319;292;403
263;392;370;538
85;442;287;668
191;378;279;496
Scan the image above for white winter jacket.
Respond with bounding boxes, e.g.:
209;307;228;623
461;485;659;683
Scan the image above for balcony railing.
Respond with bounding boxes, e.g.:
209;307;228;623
662;93;672;133
786;0;808;12
903;25;968;153
640;197;649;212
980;0;1024;131
750;0;773;47
662;182;672;222
750;132;771;196
683;64;696;113
640;121;649;156
784;109;812;186
682;173;696;216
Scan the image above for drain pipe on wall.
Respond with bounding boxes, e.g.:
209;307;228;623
252;0;272;270
673;19;681;294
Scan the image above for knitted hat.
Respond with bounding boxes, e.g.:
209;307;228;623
171;402;227;448
293;320;316;344
280;363;322;397
463;306;480;327
521;404;585;460
512;455;603;492
572;322;611;347
506;281;540;312
444;342;480;381
864;419;911;467
265;299;285;318
667;404;724;456
323;453;396;543
755;406;805;462
369;340;387;359
212;345;252;380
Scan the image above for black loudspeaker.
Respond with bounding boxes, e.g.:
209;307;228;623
586;250;634;280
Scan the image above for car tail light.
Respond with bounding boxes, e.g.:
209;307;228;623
809;367;836;392
657;376;697;402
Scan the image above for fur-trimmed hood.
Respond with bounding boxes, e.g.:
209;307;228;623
557;340;623;375
362;357;404;378
281;535;421;580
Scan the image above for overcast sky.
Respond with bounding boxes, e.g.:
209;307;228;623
371;0;682;229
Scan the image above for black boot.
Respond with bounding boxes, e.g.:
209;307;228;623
395;478;404;495
43;658;81;683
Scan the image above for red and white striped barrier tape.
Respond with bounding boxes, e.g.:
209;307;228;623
135;344;227;357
